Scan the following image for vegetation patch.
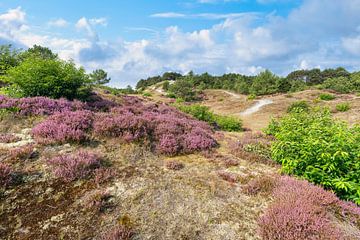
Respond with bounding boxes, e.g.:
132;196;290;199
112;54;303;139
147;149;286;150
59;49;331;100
267;108;360;203
336;102;351;112
319;93;336;101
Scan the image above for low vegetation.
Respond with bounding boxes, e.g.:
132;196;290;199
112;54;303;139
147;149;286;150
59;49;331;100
267;108;360;204
319;93;336;101
336;102;351;112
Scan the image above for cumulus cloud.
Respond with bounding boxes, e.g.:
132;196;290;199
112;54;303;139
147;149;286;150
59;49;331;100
48;18;68;27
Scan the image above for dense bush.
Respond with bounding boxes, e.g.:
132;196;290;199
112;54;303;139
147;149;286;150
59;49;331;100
336;102;351;112
174;104;242;132
287;100;310;113
4;56;90;99
258;176;360;239
267;108;360;203
319;93;335;101
47;150;101;182
321;77;355;93
32;110;94;144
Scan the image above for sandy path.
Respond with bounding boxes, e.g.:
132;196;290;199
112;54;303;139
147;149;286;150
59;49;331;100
240;99;274;116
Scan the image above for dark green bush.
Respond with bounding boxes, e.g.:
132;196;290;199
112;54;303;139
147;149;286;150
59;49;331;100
175;104;242;132
321;77;355;93
267;108;360;204
287;100;310;113
319;93;335;101
4;57;90;99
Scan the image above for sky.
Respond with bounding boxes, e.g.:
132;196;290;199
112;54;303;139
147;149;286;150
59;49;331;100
0;0;360;87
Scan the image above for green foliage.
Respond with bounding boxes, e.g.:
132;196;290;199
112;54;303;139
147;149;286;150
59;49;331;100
0;45;21;80
99;85;136;95
142;92;152;97
4;56;90;99
287;100;310;113
174;104;242;132
335;102;350;112
22;45;58;60
89;69;111;85
267;108;360;204
321;77;355;93
319;93;336;101
168;78;198;101
162;81;170;91
250;70;282;95
247;94;256;100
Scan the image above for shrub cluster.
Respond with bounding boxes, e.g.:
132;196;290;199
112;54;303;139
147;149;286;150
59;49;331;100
258;176;360;239
336;102;351;112
9;144;35;160
267;108;360;203
319;93;335;101
28;95;217;155
287;100;309;113
32;110;94;144
174;104;242;132
47;150;101;182
93;102;217;155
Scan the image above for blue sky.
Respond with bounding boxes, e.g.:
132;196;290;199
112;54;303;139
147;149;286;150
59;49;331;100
0;0;360;87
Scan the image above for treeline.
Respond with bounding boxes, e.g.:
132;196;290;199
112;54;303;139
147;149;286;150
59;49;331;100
0;44;134;100
136;68;360;101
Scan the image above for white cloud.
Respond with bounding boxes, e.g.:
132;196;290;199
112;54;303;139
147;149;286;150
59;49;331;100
150;12;186;18
151;12;258;20
75;17;98;40
48;18;68;27
90;17;107;26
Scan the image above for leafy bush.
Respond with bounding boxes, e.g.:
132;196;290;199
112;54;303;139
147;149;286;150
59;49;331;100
32;110;94;144
336;102;351;112
47;150;101;182
322;77;355;93
168;78;198;101
174;104;242;132
267;108;360;203
287;100;310;113
247;94;256;100
258;176;360;239
142;92;152;97
4;56;90;99
319;93;335;101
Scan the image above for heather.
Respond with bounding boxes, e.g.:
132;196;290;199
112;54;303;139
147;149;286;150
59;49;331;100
0;133;21;143
0;163;12;186
47;150;101;182
258;176;360;239
267;108;360;204
32;110;94;144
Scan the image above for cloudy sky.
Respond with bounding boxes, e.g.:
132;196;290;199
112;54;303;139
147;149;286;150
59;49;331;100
1;0;360;87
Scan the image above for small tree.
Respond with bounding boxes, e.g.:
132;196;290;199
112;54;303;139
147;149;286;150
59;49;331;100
4;57;90;99
22;45;58;60
89;69;111;85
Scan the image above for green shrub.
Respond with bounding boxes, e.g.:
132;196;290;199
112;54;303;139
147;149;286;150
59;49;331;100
4;57;90;99
319;93;335;101
267;108;360;204
321;77;355;93
142;92;152;97
166;92;176;98
335;102;350;112
287;101;310;113
247;94;256;100
174;104;242;132
213;115;242;132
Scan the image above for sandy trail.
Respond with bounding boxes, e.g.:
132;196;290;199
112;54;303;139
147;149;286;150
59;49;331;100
223;91;241;99
240;99;274;116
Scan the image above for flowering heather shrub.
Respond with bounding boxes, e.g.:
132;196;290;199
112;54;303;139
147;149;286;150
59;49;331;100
0;163;12;186
0;95;85;116
9;144;34;160
94;98;217;155
217;170;238;183
258;176;360;240
32;110;94;144
165;160;184;170
0;133;21;143
100;225;135;240
47;150;101;182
